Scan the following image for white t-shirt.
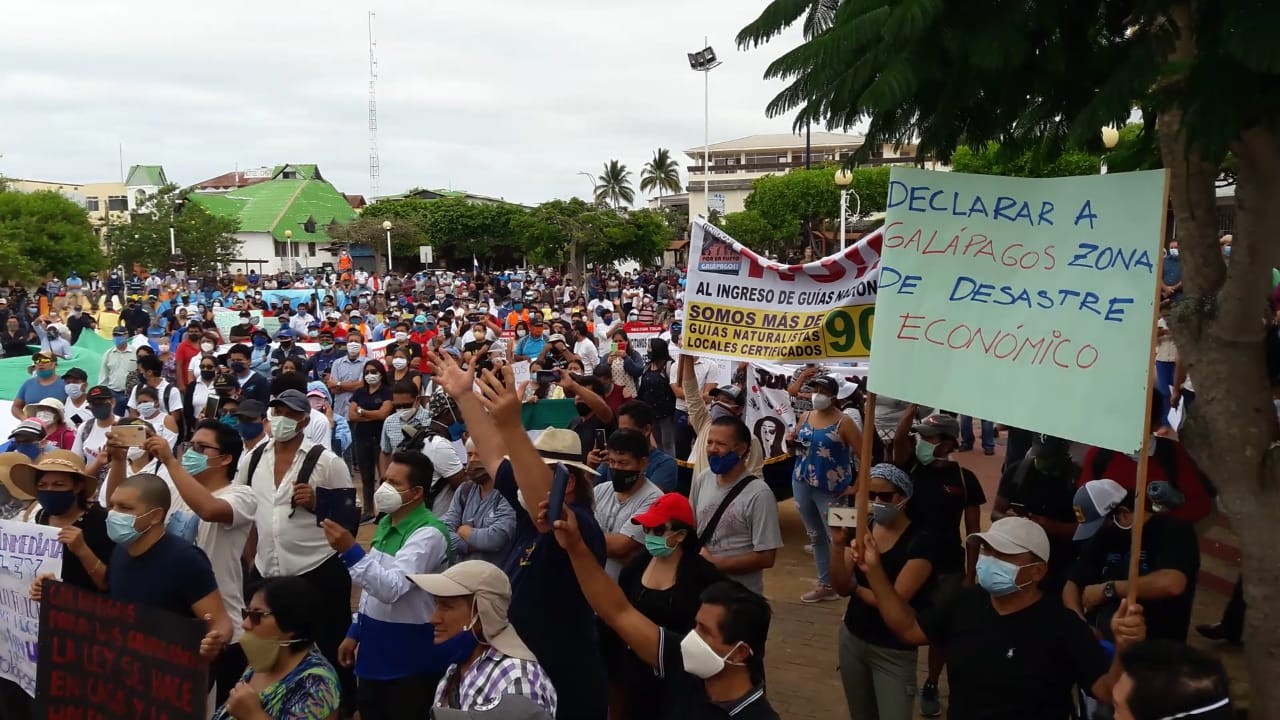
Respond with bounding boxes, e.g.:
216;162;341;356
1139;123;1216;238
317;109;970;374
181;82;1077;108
669;357;721;413
166;484;257;642
72;420;112;467
574;338;600;373
127;380;184;415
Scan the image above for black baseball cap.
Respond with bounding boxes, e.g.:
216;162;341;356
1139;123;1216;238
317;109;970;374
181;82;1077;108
61;367;88;382
86;385;114;403
234;399;266;420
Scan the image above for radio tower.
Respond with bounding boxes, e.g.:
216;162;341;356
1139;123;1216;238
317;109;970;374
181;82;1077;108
367;10;381;199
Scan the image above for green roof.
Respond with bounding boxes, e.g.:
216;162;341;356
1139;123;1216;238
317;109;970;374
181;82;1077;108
188;167;356;243
125;165;167;187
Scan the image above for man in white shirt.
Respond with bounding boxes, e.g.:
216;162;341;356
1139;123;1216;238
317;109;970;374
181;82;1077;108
290;305;316;337
244;389;356;699
572;321;600;374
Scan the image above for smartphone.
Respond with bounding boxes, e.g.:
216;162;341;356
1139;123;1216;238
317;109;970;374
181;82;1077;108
535;370;559;383
546;465;569;524
827;506;859;528
314;487;360;534
594;429;607;450
204;396;220;419
617;341;628;352
114;425;146;448
608;342;617;355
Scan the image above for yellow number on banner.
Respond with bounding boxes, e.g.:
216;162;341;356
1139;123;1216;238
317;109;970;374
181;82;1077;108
822;306;874;357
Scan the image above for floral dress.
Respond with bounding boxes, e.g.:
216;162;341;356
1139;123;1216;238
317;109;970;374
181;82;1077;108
211;646;340;720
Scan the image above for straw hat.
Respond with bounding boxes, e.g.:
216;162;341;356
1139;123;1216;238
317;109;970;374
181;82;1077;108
531;428;597;476
25;397;65;422
0;453;34;501
10;450;99;500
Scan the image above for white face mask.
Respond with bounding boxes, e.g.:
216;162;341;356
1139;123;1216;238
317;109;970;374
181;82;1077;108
35;411;56;426
391;357;408;370
269;414;300;442
811;393;833;411
136;402;158;417
372;482;409;514
347;342;362;356
201;342;215;353
394;332;408;342
397;405;417;422
126;446;146;462
365;373;382;386
679;630;744;679
65;384;84;400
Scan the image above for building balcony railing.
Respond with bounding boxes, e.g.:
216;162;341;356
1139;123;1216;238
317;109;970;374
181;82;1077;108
686;155;918;175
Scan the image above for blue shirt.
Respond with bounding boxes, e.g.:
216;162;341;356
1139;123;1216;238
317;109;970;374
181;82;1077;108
1162;252;1183;301
514;335;548;360
17;377;66;407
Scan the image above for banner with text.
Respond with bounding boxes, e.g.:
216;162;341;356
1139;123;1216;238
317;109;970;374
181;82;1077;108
684;219;880;363
0;521;63;697
868;168;1167;453
35;581;208;720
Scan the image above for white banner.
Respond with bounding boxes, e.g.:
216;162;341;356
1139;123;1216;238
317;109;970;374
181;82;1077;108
742;363;798;460
0;520;63;697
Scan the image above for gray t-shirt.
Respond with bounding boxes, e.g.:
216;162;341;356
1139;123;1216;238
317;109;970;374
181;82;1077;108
689;470;783;596
593;480;663;580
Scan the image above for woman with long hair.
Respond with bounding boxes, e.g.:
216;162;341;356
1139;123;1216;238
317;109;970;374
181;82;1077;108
349;360;393;523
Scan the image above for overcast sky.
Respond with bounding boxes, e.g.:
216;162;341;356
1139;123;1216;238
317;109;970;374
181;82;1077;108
0;0;824;206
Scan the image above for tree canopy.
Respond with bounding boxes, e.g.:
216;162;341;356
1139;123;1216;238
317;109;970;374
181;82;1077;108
109;184;240;273
0;190;106;281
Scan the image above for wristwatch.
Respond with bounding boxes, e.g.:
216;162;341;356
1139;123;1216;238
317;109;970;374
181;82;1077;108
1102;580;1117;600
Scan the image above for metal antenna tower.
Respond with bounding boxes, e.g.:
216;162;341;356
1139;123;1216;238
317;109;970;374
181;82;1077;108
368;10;381;198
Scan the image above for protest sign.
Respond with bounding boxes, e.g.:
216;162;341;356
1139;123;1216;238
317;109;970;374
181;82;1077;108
34;581;208;720
684;219;880;364
621;323;664;356
0;521;62;696
868;168;1167;453
742;364;799;460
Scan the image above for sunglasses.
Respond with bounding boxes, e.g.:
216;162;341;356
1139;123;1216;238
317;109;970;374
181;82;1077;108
240;608;274;625
868;491;901;503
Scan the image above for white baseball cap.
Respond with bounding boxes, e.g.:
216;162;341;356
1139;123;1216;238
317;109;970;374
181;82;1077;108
968;517;1051;562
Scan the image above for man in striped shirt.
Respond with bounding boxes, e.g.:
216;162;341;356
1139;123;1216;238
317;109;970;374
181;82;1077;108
413;561;557;715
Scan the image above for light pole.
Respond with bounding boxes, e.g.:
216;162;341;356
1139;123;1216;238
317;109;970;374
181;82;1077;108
382;220;393;273
834;169;860;251
1100;126;1119;174
168;226;176;255
688;42;722;218
284;230;293;274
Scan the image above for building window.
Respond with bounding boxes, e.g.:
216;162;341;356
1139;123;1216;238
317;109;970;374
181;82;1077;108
134;189;147;207
106;196;128;211
282;170;298;179
274;241;290;257
309;243;317;257
303;217;317;234
85;197;100;212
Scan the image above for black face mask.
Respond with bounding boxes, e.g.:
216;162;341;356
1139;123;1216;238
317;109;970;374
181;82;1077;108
610;468;642;493
90;404;113;421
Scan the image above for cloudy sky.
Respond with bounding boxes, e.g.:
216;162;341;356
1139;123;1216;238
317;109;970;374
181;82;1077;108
0;0;824;206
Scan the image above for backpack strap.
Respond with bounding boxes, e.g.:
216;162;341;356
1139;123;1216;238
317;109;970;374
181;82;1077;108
698;475;756;547
297;445;327;485
243;444;268;486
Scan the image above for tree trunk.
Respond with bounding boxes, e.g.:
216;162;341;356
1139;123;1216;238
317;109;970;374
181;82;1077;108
1158;6;1280;714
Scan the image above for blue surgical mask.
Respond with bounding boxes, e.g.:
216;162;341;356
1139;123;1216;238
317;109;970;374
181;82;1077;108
180;448;209;476
707;450;740;475
237;420;264;441
105;508;157;546
975;554;1038;596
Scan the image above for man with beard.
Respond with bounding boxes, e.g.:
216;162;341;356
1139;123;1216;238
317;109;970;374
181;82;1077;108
991;434;1082;594
440;438;518;566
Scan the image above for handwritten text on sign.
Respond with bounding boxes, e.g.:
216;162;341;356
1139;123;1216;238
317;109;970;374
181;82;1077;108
868;168;1166;453
0;521;62;697
34;581;209;720
683;219;881;363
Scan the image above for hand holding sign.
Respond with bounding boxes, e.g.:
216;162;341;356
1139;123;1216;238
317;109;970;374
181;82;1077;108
28;573;54;602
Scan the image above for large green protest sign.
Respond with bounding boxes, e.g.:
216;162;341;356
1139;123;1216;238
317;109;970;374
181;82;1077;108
868;168;1167;453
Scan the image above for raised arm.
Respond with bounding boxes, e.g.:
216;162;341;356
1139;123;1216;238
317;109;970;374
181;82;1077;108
681;356;709;433
146;436;235;524
476;366;553;528
892;403;918;466
429;350;506;480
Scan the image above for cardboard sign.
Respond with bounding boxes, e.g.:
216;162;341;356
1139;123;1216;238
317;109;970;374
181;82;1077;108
34;581;208;720
0;521;63;696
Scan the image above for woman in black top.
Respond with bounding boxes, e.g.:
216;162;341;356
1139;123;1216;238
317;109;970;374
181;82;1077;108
830;463;933;720
348;360;393;521
611;493;724;720
387;347;421;392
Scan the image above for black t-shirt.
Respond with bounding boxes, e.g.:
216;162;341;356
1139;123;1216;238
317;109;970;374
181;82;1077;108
67;314;96;344
996;460;1079;581
228;322;255;340
655;627;780;720
37;504;114;593
1068;514;1199;642
494;459;608;720
107;532;218;618
843;522;935;650
919;588;1109;720
903;459;985;574
351;384;393;437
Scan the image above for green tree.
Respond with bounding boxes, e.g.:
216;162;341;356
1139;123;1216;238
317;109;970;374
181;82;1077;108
744;166;890;247
951;145;1104;177
594;160;635;208
640;149;683;200
512;200;670;277
112;185;240;273
718;209;790;255
741;0;1280;702
328;215;425;273
0;190;105;281
363;197;527;268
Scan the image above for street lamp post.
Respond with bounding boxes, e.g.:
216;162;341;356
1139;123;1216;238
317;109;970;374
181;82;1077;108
284;230;293;274
834;169;861;251
688;42;722;218
1100;126;1119;174
382;220;393;273
168;226;176;255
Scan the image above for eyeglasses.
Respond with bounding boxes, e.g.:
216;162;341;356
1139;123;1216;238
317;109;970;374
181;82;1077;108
240;608;274;625
868;491;901;503
190;442;223;456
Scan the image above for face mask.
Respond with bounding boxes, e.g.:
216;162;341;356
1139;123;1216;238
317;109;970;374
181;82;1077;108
466;461;489;485
679;630;743;680
126;446;146;463
320;341;334;351
473;330;485;341
36;369;54;380
975;554;1037;596
65;384;85;401
373;482;411;514
252;336;268;347
90;404;113;421
610;468;642;493
347;342;362;356
811;393;833;411
201;342;215;352
240;631;297;673
397;405;417;422
391;358;408;370
270;415;300;442
237;420;263;440
707;450;740;475
365;373;382;385
136;402;157;417
709;402;736;422
1168;248;1179;258
35;411;56;426
394;332;408;342
914;436;939;466
181;448;210;476
37;489;77;516
105;508;157;546
230;361;247;374
644;532;676;558
870;501;904;526
114;337;128;347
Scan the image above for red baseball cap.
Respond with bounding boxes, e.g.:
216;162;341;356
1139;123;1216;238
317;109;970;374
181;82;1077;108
631;492;695;529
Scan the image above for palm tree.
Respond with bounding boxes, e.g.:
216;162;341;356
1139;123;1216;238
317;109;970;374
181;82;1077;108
737;0;841;48
639;149;683;201
593;160;635;209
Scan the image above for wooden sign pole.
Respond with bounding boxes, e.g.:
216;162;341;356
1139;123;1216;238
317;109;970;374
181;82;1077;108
855;391;877;545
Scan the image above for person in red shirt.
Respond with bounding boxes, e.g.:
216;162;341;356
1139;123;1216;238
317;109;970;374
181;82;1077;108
320;312;348;342
407;315;436;372
174;321;204;390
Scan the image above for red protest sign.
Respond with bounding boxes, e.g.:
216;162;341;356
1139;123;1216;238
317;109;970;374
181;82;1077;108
34;580;208;720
